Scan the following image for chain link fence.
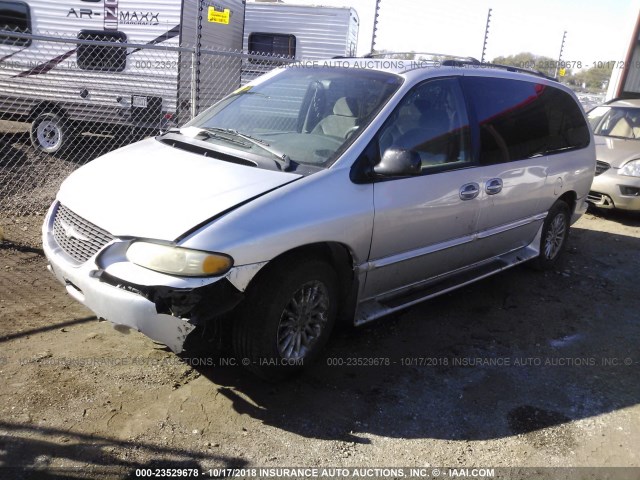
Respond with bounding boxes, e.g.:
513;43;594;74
0;29;291;247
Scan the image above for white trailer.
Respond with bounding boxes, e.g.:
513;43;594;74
242;1;359;82
0;0;245;152
244;1;358;59
0;0;359;153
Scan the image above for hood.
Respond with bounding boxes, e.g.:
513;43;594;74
57;138;301;240
594;135;640;168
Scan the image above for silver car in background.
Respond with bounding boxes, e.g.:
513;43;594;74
587;99;640;211
43;58;595;379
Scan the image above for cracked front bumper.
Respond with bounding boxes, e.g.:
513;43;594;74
42;206;247;353
45;255;196;353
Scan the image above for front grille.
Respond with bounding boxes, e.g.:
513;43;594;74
595;161;610;176
52;203;114;263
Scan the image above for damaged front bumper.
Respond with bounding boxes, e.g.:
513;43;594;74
42;214;254;353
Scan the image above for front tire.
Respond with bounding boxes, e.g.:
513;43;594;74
30;112;74;154
232;258;338;381
531;200;570;270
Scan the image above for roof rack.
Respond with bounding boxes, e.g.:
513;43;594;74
344;51;557;81
364;51;480;63
440;59;557;81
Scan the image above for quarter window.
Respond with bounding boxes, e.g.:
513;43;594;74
77;30;127;72
463;77;590;164
378;77;472;172
0;0;31;47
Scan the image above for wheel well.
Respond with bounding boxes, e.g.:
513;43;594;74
28;102;68;122
558;191;577;213
250;242;359;323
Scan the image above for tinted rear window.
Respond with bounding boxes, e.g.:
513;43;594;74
463;77;590;164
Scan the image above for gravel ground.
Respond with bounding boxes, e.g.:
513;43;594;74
0;209;639;479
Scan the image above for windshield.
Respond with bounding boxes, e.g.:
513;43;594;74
185;67;403;169
588;106;640;140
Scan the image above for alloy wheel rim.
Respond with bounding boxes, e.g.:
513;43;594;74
544;214;566;259
277;280;330;360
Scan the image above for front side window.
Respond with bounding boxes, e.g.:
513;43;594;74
186;67;403;169
377;77;472;171
0;0;31;46
248;33;296;58
463;77;590;164
588;106;640;140
77;30;127;72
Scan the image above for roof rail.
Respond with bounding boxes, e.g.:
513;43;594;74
441;60;557;81
364;51;480;63
353;52;556;81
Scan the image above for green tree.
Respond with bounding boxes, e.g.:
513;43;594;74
565;65;613;91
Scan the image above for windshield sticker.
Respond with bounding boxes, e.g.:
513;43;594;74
232;85;252;95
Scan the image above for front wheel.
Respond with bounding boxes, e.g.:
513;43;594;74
30;112;74;154
531;200;570;270
232;258;338;381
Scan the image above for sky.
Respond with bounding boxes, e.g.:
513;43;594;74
289;0;640;70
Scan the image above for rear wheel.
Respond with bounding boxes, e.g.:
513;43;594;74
30;112;74;154
531;200;570;270
232;258;338;381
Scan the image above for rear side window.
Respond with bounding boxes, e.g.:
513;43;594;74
77;30;127;72
0;0;31;47
248;33;296;58
463;77;590;164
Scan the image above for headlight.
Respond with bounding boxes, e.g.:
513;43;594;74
126;242;233;277
620;159;640;177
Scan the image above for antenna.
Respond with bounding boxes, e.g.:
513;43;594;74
371;0;381;53
554;30;567;79
481;8;492;63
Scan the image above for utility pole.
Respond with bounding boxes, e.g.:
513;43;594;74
371;0;381;53
481;8;492;63
554;30;567;79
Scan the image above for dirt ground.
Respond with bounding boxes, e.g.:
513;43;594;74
0;209;639;479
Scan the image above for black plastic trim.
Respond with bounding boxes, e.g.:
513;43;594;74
98;271;244;325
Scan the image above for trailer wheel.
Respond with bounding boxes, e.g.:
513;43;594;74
30;112;74;154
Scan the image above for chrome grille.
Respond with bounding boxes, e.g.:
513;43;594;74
595;161;610;176
52;204;114;263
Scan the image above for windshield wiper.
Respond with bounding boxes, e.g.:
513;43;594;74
203;127;292;171
193;128;251;148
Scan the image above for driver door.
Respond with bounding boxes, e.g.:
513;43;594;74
363;77;483;300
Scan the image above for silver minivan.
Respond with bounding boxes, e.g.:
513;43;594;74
43;58;595;379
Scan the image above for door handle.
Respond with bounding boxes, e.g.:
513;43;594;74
459;182;480;200
485;178;503;195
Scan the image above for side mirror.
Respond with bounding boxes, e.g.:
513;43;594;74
374;148;422;177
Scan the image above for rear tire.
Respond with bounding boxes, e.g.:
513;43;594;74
30;112;74;154
232;257;338;381
531;200;570;271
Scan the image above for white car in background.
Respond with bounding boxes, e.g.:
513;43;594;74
588;99;640;211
